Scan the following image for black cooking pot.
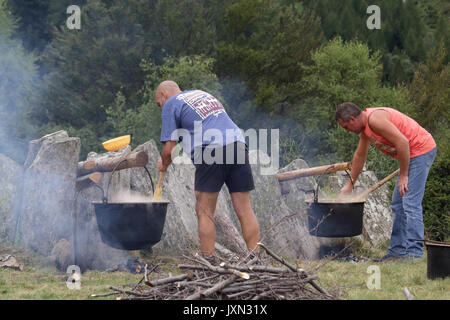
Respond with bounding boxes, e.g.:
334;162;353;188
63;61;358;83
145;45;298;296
306;199;365;237
304;168;365;237
93;201;168;250
93;162;168;250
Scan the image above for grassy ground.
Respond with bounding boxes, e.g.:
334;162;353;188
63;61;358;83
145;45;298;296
0;241;449;300
299;258;449;300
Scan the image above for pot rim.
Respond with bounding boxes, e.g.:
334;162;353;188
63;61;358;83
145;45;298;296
409;238;450;248
92;200;170;204
304;198;366;204
425;240;450;248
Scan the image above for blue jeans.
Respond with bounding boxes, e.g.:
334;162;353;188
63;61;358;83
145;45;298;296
388;148;437;258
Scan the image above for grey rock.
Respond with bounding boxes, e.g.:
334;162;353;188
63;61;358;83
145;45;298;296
17;131;80;257
50;238;73;271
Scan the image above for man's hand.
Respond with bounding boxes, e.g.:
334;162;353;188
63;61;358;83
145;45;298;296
158;140;177;172
398;175;409;197
157;156;168;172
340;182;354;196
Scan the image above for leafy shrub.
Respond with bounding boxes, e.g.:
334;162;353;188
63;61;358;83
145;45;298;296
423;138;450;242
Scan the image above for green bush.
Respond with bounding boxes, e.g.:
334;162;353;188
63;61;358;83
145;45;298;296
423;139;450;242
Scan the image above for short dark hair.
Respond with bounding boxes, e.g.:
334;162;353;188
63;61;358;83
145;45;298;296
335;102;362;122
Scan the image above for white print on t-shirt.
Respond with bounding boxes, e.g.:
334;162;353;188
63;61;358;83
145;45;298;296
369;136;397;156
177;90;225;119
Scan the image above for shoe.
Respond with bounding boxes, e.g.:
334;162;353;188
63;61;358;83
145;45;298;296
372;254;405;262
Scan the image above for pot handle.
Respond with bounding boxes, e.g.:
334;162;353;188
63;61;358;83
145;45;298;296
314;165;337;202
104;158;155;203
344;170;355;190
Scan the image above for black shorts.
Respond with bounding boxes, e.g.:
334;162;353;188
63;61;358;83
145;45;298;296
194;141;255;193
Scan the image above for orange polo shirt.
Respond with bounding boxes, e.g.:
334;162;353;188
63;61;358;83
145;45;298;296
363;108;436;159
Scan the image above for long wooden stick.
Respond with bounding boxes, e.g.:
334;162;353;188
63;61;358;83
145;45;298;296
257;242;302;273
146;274;188;287
359;169;400;199
152;171;165;201
276;162;351;181
257;242;329;296
185;275;238;300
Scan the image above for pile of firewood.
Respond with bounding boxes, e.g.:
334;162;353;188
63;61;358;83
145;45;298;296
92;243;337;300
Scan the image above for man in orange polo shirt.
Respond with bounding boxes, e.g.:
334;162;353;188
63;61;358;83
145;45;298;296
335;102;437;261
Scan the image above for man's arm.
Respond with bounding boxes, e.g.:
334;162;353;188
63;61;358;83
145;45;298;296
368;110;410;196
340;134;370;195
158;140;178;172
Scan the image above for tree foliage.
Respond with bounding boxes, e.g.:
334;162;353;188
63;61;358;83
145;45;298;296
409;41;450;135
304;0;450;84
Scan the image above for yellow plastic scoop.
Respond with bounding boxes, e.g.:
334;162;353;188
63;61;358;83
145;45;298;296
102;135;131;151
152;171;165;202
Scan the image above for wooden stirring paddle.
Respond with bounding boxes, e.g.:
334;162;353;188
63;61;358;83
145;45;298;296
152;171;165;202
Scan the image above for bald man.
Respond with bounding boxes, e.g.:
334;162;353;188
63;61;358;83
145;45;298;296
155;81;260;262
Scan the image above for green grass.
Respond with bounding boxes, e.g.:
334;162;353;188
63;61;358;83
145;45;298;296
301;257;450;300
0;241;449;300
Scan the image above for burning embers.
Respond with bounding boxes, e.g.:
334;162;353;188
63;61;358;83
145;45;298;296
105;258;156;274
319;242;369;263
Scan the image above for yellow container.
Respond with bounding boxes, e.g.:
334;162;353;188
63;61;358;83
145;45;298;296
102;135;131;151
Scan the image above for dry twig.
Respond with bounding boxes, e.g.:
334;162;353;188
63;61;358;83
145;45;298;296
92;244;337;300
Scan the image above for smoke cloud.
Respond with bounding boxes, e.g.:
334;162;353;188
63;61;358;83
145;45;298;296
0;5;39;164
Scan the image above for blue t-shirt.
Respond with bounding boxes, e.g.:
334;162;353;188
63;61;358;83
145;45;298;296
160;90;245;161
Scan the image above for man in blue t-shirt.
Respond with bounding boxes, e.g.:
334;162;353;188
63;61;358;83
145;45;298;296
155;80;260;261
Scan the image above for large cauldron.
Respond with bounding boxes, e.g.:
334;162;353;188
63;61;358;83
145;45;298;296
304;168;365;238
305;199;365;237
93;201;168;250
93;163;168;250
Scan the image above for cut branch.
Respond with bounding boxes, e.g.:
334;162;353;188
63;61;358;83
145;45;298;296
276;162;351;181
77;151;148;176
258;242;330;296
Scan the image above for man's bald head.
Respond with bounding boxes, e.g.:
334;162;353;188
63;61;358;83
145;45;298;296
157;80;181;94
155;81;181;108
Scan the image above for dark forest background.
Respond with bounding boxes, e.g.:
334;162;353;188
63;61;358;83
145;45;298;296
0;0;448;240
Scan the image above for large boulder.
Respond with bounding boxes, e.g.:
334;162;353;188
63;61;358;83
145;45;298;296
17;131;80;257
